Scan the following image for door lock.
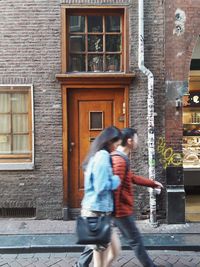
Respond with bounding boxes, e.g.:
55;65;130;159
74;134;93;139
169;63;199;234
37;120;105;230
69;142;75;152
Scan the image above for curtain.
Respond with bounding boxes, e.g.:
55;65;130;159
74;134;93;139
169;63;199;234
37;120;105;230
0;94;10;153
0;92;30;154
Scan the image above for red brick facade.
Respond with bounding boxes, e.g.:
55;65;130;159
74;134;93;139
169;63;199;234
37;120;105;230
165;0;200;150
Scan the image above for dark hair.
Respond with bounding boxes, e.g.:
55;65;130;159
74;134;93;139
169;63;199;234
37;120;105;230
82;126;122;169
121;128;137;146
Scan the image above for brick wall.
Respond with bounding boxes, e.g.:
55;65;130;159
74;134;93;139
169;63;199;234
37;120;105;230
0;0;63;219
1;0;185;220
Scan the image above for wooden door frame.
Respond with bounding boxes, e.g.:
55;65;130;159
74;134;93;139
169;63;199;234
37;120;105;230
58;74;134;219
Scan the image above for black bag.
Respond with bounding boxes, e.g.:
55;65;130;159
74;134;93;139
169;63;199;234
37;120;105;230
76;215;111;245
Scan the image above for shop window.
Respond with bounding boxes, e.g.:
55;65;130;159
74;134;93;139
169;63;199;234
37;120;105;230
0;85;34;170
64;8;125;73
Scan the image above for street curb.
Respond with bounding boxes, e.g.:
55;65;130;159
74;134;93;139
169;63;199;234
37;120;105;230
0;233;200;253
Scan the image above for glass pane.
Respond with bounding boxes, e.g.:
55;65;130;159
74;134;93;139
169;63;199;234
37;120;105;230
90;112;103;130
12;114;28;133
69;54;85;72
106;54;120;72
0;93;10;112
13;135;29;154
69;35;85;52
0;135;11;154
88;16;103;32
12;93;28;113
106;35;121;52
105;16;120;32
88;55;103;72
88;35;103;52
69;16;85;32
0;114;10;133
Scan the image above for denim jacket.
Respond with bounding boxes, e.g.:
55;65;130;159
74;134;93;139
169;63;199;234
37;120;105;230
81;150;121;212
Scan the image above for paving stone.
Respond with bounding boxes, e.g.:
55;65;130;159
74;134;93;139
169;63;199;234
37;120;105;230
190;257;200;265
14;259;34;267
8;261;23;267
173;262;187;267
33;253;51;259
167;255;179;265
41;259;62;266
57;259;74;267
111;253;137;266
16;254;34;259
29;260;47;267
1;255;17;260
0;260;9;266
154;258;168;266
50;253;67;258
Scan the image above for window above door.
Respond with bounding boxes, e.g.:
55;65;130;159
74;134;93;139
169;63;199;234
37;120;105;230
61;7;128;74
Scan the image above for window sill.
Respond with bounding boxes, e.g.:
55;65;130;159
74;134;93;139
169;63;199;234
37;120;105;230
0;162;34;170
56;72;135;85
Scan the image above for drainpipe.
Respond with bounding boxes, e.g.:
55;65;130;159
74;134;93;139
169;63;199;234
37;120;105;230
138;0;157;226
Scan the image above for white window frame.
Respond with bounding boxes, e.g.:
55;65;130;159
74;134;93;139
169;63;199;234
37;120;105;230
0;84;34;170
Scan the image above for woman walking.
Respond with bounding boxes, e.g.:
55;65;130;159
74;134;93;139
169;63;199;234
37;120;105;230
81;126;122;267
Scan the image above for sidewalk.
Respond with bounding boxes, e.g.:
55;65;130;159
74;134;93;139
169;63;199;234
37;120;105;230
0;218;200;253
1;218;200;235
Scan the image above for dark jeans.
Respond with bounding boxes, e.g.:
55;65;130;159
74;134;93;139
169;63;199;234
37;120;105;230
76;214;156;267
113;215;156;267
75;246;93;267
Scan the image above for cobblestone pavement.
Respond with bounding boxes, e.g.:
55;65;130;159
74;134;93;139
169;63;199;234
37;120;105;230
1;251;200;267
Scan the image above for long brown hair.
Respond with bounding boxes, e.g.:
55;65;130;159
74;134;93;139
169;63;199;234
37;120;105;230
82;126;122;170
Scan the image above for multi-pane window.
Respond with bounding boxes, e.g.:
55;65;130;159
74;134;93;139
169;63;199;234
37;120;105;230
0;85;33;168
68;11;123;72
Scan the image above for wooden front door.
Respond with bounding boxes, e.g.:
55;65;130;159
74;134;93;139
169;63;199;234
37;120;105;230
68;88;126;209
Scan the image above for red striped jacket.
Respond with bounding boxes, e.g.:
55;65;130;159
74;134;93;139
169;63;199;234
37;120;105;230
111;152;157;218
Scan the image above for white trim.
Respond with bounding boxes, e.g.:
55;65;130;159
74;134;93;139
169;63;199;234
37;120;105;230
0;84;33;87
0;84;34;170
30;84;35;170
0;162;34;170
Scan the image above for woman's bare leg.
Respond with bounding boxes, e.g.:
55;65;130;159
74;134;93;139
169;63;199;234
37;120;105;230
93;229;121;267
93;249;110;267
106;229;121;266
93;250;102;267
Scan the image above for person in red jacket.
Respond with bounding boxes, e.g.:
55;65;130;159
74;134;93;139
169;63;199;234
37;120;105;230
111;128;163;267
75;128;163;267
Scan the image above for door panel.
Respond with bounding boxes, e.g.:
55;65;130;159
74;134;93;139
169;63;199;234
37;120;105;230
79;101;113;189
68;88;125;208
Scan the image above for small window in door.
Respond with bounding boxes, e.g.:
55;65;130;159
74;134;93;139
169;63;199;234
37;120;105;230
89;111;104;130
